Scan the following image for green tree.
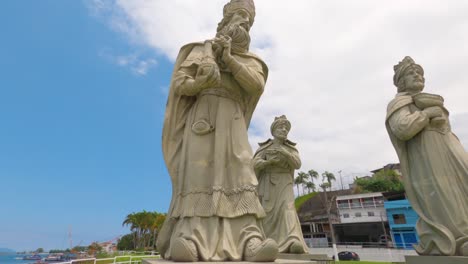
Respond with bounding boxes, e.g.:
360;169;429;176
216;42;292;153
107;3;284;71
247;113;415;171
354;169;404;193
71;246;87;253
122;210;166;249
36;248;44;253
321;171;336;191
294;172;307;195
305;181;316;193
117;234;135;250
87;242;102;256
305;169;319;193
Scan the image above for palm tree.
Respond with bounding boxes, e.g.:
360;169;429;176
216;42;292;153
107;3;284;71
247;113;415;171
306;169;319;193
150;213;166;248
122;213;139;249
123;211;167;249
321;171;336;191
295;171;308;195
308;169;319;181
305;181;316;193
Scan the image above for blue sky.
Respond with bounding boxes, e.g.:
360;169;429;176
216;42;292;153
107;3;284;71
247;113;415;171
0;1;172;251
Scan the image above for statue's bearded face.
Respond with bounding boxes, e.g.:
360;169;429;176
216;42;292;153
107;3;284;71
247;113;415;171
217;9;252;53
402;66;425;93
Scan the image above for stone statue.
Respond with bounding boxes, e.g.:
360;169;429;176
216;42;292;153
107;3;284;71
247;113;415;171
156;0;278;261
253;115;309;254
386;56;468;256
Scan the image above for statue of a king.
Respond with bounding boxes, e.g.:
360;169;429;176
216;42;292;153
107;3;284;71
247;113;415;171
157;0;278;262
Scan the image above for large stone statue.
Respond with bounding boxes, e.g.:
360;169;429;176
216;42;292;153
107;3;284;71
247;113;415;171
157;0;278;262
386;56;468;256
253;115;309;254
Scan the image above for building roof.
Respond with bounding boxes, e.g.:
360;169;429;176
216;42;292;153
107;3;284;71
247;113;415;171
370;163;400;174
336;192;383;200
382;190;406;201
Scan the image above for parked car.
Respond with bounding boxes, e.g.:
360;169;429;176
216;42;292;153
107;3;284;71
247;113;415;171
332;251;360;261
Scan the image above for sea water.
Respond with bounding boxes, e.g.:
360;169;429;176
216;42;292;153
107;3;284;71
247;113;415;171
0;254;37;264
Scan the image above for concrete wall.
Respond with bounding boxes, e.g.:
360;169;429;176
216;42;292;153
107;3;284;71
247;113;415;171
308;246;418;262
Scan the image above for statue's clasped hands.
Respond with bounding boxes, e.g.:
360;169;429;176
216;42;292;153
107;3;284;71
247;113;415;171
213;35;234;65
423;106;446;126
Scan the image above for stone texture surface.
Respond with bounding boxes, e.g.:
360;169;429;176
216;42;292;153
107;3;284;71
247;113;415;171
386;56;468;256
406;255;468;264
157;0;278;261
253;115;308;254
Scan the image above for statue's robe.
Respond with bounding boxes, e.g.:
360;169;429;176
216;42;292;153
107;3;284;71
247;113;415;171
386;92;468;256
157;42;269;261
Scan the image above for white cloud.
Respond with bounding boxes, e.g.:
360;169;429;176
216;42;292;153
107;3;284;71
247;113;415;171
99;50;157;76
88;0;468;189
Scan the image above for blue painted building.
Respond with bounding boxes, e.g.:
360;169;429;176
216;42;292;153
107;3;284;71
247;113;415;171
384;199;419;249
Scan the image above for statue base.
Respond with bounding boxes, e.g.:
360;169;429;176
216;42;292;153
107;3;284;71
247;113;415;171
405;255;468;264
143;258;320;264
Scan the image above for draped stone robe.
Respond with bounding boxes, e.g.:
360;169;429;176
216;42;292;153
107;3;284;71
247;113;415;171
386;92;468;256
157;42;270;261
253;139;309;253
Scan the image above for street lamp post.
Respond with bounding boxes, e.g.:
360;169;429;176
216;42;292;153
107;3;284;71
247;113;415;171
338;170;344;190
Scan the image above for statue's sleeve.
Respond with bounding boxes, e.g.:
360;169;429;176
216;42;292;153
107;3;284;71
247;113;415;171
281;146;301;170
388;105;430;141
253;148;267;177
173;46;205;96
230;57;266;95
173;66;200;96
288;149;301;170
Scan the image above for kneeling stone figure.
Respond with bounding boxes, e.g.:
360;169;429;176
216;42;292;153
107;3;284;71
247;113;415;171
253;115;309;254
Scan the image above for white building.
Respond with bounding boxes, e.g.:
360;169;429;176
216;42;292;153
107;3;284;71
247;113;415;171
336;192;387;224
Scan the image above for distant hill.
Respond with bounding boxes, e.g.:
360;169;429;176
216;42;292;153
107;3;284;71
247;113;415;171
0;248;15;254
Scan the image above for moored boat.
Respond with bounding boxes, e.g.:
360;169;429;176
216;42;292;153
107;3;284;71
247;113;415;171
23;254;42;260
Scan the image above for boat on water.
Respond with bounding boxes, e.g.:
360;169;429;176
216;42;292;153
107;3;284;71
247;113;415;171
44;253;61;262
23;254;42;260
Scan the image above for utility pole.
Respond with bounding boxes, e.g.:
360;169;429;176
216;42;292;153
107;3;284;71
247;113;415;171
380;212;389;247
322;187;339;261
338;170;343;190
69;226;73;250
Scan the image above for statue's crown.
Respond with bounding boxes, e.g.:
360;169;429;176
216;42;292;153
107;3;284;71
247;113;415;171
393;56;415;74
393;56;423;87
223;0;255;24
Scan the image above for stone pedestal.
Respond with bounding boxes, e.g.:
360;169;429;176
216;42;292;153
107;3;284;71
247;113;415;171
405;255;468;264
142;259;319;264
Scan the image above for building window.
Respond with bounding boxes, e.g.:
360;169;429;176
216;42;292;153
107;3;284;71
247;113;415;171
343;213;350;218
374;197;384;207
368;211;375;217
355;212;362;217
393;214;407;224
315;224;324;233
351;199;362;208
362;197;375;207
337;200;350;209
